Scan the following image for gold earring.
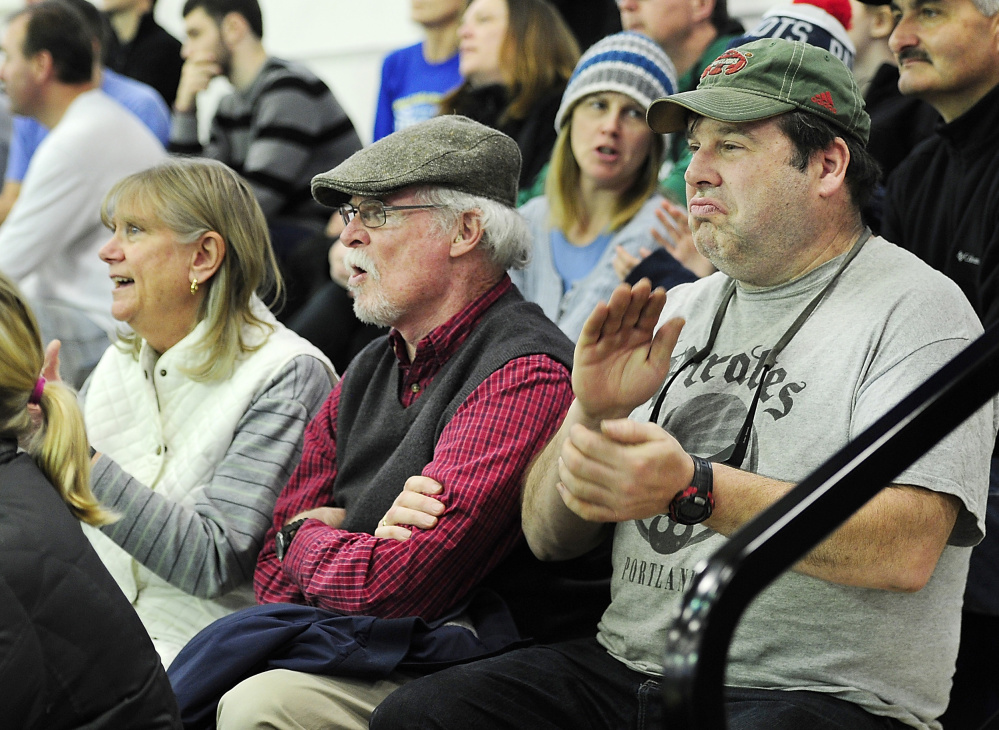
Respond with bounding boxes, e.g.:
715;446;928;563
190;279;199;295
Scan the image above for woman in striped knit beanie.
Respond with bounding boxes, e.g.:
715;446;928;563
511;30;697;342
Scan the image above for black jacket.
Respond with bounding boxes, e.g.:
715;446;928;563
882;83;999;327
0;440;181;729
103;11;183;107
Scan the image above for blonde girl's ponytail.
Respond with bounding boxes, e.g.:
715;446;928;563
0;273;116;526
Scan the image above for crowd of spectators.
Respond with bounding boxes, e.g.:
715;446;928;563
0;0;996;728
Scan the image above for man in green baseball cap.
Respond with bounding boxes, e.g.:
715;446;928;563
369;37;994;730
643;37;876;287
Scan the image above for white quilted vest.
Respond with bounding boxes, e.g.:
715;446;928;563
83;298;332;664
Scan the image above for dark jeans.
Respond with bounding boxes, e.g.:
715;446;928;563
369;637;908;730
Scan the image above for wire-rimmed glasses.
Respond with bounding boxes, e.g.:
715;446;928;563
337;200;443;229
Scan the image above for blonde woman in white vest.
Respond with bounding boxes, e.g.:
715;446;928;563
74;158;336;668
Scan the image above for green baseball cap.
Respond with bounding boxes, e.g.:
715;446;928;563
647;38;870;144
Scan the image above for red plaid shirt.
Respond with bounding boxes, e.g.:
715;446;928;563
254;277;573;619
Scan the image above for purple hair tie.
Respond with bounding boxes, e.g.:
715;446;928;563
28;377;46;406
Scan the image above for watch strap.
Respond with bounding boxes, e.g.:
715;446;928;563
276;517;308;562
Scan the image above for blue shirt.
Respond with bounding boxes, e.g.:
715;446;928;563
373;42;462;142
551;228;614;294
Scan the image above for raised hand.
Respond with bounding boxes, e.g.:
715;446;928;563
328;238;350;290
572;279;684;425
174;51;223;113
612;244;653;282
41;339;62;383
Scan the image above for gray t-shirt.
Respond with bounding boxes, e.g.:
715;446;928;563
597;237;994;730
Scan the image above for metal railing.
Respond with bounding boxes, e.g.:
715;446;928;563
661;324;999;729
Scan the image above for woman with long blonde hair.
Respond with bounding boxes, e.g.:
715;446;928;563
511;32;697;341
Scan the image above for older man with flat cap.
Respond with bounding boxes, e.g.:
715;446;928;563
186;115;612;729
370;39;995;730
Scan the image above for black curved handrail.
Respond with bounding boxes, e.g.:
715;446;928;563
661;324;999;729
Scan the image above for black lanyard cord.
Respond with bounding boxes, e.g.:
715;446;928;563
648;228;872;434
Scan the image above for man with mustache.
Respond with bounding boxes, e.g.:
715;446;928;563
370;39;995;730
873;0;999;724
197;115;599;729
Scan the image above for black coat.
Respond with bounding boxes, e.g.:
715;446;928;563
0;440;181;730
881;83;999;327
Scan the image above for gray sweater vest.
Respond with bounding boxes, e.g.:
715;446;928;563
334;288;612;641
334;287;574;534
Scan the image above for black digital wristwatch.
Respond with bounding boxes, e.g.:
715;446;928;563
668;455;715;525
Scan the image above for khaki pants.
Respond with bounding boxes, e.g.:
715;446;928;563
216;668;415;730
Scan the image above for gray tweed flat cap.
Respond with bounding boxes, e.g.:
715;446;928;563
311;115;522;208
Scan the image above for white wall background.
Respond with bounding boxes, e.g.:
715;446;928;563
1;0;771;144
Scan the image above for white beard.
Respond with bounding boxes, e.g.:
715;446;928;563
345;249;402;327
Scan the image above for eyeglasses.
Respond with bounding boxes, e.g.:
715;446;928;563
649;228;872;469
337;200;442;229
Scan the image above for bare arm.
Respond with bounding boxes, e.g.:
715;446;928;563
521;402;610;561
709;465;960;592
557;414;961;592
522;280;684;560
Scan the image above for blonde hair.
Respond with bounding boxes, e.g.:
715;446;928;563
100;158;282;381
441;0;579;126
0;273;115;526
545;108;665;233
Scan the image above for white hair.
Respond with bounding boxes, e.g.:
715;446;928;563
973;0;999;15
414;187;533;271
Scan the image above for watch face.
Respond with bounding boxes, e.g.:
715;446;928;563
276;519;305;561
673;495;711;525
669;484;713;525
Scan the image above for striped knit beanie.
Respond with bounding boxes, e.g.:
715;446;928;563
554;31;678;131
